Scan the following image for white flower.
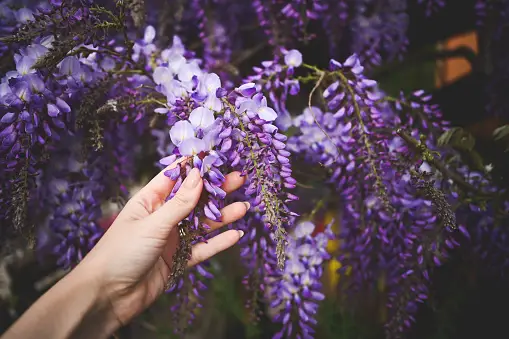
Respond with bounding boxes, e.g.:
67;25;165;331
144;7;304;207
284;49;303;67
169;120;195;146
189;107;215;130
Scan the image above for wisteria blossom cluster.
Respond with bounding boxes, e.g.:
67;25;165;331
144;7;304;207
277;55;465;336
145;32;297;285
46;179;103;269
1;1;509;338
247;43;507;337
350;0;408;67
268;220;334;339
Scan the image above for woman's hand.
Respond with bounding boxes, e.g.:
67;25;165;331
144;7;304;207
2;158;248;339
81;158;249;328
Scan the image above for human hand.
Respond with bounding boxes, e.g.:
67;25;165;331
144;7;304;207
74;157;249;329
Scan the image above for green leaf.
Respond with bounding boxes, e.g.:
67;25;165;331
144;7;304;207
437;127;478;150
437;127;462;146
374;44;438;95
284;125;301;137
458;134;475;151
468;150;486;173
493;125;509;140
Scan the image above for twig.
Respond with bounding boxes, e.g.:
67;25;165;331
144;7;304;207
309;198;326;219
296;181;314;189
335;70;390;208
139;320;158;332
302;63;390;209
231;42;267;66
306;69;341;163
396;129;496;198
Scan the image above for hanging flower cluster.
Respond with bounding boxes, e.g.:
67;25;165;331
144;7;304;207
0;37;70;171
418;0;446;16
148;29;297;281
351;0;409;67
273;50;500;337
246;48;303;130
268;220;334;339
47;179;103;269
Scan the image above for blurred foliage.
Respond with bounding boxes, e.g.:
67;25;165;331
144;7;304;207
317;298;382;339
375;45;438;95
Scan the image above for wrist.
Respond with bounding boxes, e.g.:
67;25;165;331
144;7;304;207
66;260;122;339
2;257;122;339
77;238;156;327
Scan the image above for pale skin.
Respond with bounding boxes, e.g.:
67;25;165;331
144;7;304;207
2;158;249;339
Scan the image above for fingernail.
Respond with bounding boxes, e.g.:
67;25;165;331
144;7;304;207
238;230;245;238
183;168;201;188
243;201;251;210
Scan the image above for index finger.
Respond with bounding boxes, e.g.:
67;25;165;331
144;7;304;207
221;171;247;194
119;157;188;220
137;156;188;202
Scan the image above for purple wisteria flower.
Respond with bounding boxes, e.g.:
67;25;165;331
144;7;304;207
0;42;70;171
29;134;105;269
283;49;303;69
268;220;334;339
418;0;446;16
190;0;238;87
246;52;304;130
285;53;469;338
150;29;296;242
252;0;324;47
471;201;509;277
238;213;278;321
48;181;103;270
0;1;40;57
166;262;213;332
319;0;350;56
132;25;157;62
351;0;409;67
141;25;297;330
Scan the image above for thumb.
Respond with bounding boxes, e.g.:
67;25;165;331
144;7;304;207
143;167;203;237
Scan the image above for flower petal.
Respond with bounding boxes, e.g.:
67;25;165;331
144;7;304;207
179;137;206;156
169;120;195;146
189;107;215;130
257;106;278;121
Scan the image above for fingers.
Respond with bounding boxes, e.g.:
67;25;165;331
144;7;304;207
187;230;244;267
159;201;248;271
138;157;188;200
119;157;187;220
203;201;250;232
132;157;188;209
144;167;203;234
119;163;242;223
199;171;248;232
221;171;246;194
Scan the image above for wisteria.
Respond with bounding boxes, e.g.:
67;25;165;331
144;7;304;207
316;0;349;57
1;0;509;338
268;220;334;339
417;0;446;16
167;262;213;333
351;0;409;67
47;180;103;269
